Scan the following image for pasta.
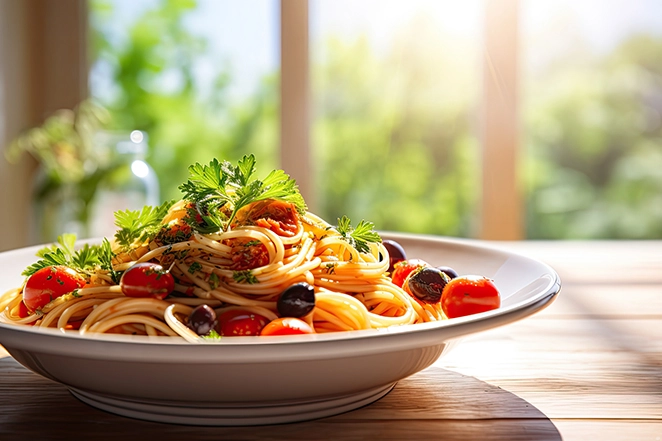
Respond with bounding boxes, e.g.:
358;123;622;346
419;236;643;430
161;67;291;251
0;156;445;341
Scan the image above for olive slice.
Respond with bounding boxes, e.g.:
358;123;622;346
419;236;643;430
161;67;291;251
406;267;451;304
188;304;217;336
277;283;316;317
382;240;407;273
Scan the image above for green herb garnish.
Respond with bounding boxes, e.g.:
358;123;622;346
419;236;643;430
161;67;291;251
114;200;176;250
232;270;259;284
202;329;222;340
98;238;120;283
22;234;118;279
336;215;382;254
178;155;306;233
208;273;220;290
188;262;202;274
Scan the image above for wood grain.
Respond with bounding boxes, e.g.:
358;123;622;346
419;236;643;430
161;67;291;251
1;241;661;440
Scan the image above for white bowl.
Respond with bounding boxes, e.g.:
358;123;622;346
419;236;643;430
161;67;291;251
0;233;560;426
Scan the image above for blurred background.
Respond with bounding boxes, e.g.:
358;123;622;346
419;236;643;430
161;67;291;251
1;0;662;252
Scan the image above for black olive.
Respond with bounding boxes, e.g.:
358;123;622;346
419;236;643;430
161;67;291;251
406;268;451;304
382;240;407;273
187;304;217;336
277;283;316;317
436;266;459;280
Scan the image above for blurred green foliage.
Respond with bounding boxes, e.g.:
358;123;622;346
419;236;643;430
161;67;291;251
89;0;662;239
4;101;113;240
311;21;481;236
525;35;662;238
90;0;278;203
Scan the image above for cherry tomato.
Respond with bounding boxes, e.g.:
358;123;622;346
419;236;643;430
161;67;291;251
217;309;269;336
64;319;84;330
234;200;299;237
227;238;270;270
120;262;174;300
16;300;31;318
23;266;86;312
441;275;501;319
391;259;430;288
260;317;314;336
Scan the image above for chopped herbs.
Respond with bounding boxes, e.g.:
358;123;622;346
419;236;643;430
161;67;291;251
208;273;220;290
232;270;259;284
323;263;337;274
336;215;382;254
188;262;203;274
202;329;222;340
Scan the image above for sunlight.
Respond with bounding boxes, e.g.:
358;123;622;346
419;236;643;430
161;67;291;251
313;0;482;48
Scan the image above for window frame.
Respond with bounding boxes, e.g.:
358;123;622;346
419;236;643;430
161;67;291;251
1;0;523;250
281;0;523;239
0;0;88;251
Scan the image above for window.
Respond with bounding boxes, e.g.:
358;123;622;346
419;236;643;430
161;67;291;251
522;0;662;238
89;0;280;202
310;0;484;237
3;0;661;250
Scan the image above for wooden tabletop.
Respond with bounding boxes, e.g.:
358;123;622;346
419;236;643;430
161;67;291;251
1;241;660;440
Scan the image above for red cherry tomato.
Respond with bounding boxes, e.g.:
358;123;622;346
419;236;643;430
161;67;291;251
217;309;269;336
16;300;31;318
441;275;501;318
227;238;270;270
64;319;84;330
120;262;174;300
391;259;430;288
235;200;300;237
23;266;86;313
260;317;314;336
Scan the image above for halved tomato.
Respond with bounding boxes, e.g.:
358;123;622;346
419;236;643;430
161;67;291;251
23;266;86;313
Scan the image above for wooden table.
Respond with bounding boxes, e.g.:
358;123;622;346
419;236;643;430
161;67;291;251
1;241;660;440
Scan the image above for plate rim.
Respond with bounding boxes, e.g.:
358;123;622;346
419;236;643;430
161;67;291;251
0;233;561;356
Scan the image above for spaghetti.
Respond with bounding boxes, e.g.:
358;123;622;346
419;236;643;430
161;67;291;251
0;156;445;341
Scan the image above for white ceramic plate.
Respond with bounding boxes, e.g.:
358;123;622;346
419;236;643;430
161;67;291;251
0;233;560;426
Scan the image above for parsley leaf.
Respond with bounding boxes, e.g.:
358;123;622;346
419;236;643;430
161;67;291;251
232;270;259;284
98;238;120;283
22;234;119;279
71;243;98;270
179;155;306;232
208;273;220;290
114;200;175;249
22;248;68;276
188;262;202;274
202;329;222;340
336;215;382;254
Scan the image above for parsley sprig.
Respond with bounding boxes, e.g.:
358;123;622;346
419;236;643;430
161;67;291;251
178;155;307;233
114;200;175;249
22;234;118;282
336;215;382;254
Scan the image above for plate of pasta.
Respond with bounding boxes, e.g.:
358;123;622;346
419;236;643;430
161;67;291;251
0;155;560;426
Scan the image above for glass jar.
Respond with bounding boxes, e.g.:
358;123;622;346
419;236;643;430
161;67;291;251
30;168;86;244
88;130;160;238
